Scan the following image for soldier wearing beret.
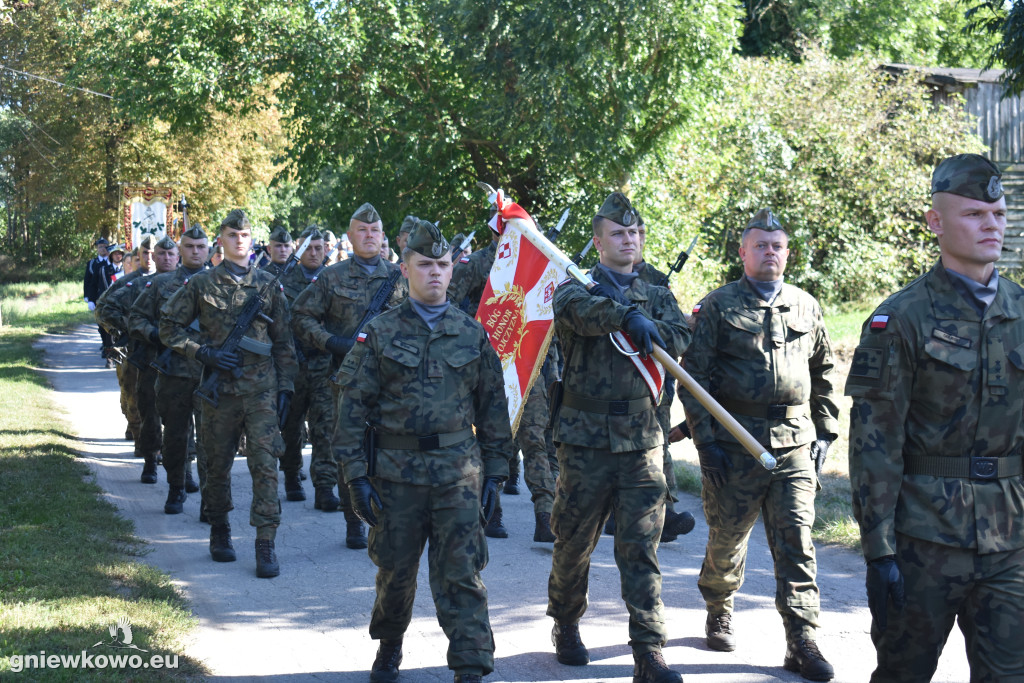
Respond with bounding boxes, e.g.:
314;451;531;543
679;208;838;681
291;202;407;549
846;153;1024;681
130;227;208;513
547;191;690;683
334;220;513;683
160;209;297;578
264;226;294;276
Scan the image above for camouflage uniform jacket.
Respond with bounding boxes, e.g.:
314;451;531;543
95;269;147;337
262;260;287;278
291;258;407;353
333;299;514;486
846;261;1024;559
447;241;496;317
553;269;690;453
279;263;330;373
159;263;297;396
635;260;668;287
129;268;202;380
681;276;839;449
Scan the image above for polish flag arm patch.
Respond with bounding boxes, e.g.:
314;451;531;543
870;314;889;330
356;332;368;343
692;303;702;315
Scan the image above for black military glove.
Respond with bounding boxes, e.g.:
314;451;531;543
480;476;503;523
668;421;691;443
866;555;906;632
195;345;241;372
810;438;832;476
696;441;731;489
276;390;293;430
348;476;383;528
622;309;667;359
588;283;630;306
325;335;354;357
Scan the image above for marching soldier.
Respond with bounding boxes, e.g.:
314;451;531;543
547;192;690;683
263;226;294;276
277;226;330;504
84;236;116;365
679;209;838;681
291;203;407;549
847;154;1024;681
129;226;209;514
160;209;297;578
334;220;513;683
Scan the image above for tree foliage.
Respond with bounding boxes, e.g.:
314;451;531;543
965;0;1024;97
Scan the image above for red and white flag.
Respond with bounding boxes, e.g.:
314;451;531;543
476;199;559;435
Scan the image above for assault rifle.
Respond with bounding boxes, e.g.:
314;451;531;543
571;238;594;266
450;230;476;262
194;233;313;407
657;234;700;288
327;268;403;384
544;208;570;243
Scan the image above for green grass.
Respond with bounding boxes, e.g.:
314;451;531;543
0;281;203;680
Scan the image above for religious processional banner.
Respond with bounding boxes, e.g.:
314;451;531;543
118;184;174;249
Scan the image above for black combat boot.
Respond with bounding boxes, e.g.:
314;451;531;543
140;458;158;484
370;639;403;683
125;427;134;441
503;454;520;494
453;675;482;683
661;510;696;543
209;523;236;562
344;510;368;549
632;650;683;683
705;612;736;652
164;486;187;515
184;463;200;493
284;470;306;501
255;538;279;578
784;639;834;681
314;486;340;512
551;622;589;666
484;499;508;539
534;511;555;543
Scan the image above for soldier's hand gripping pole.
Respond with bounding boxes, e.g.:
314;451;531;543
476;181;776;470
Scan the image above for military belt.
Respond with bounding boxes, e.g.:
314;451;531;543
375;427;474;451
562;391;652;416
904;452;1023;480
717;397;809;420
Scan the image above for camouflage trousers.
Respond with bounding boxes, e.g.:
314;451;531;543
116;360;141;437
199;389;282;538
280;361;336;488
368;474;494;676
657;379;678;501
134;365;162;459
870;534;1024;683
155;374;205;490
699;441;819;642
517;378;556;515
547;443;669;651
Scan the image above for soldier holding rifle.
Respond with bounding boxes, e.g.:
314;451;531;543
160;209;297;578
291;203;407;549
679;208;838;681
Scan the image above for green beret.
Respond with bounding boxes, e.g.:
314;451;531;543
406;219;450;259
931;154;1003;202
351;202;381;224
181;224;208;241
268;225;293;243
138;235;156;250
596;191;638;227
747;208;786;234
299;225;325;241
154;236;177;251
220;209;250;231
399;215;418;235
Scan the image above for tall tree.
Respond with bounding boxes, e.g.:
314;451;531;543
965;0;1024;97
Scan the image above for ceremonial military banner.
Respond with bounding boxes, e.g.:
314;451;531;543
476;202;559;435
118;184;174;249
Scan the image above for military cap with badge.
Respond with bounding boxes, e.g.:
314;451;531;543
181;224;208;241
406;219;449;258
220;209;251;231
595;191;638;227
398;215;418;236
154;236;178;251
746;208;787;234
269;226;293;244
138;234;156;250
351;203;382;224
931;153;1003;202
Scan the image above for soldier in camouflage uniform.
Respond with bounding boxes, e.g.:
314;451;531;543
130;227;208;513
160;209;297;579
680;208;838;681
335;220;513;683
394;215;415;263
96;235;155;442
292;203;407;549
547;192;690;683
263;226;294;277
846;154;1024;682
277;226;330;504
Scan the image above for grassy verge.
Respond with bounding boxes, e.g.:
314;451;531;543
670;298;880;551
0;282;202;680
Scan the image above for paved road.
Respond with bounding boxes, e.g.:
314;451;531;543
35;325;970;683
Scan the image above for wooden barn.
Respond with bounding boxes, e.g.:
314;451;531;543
882;64;1024;270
